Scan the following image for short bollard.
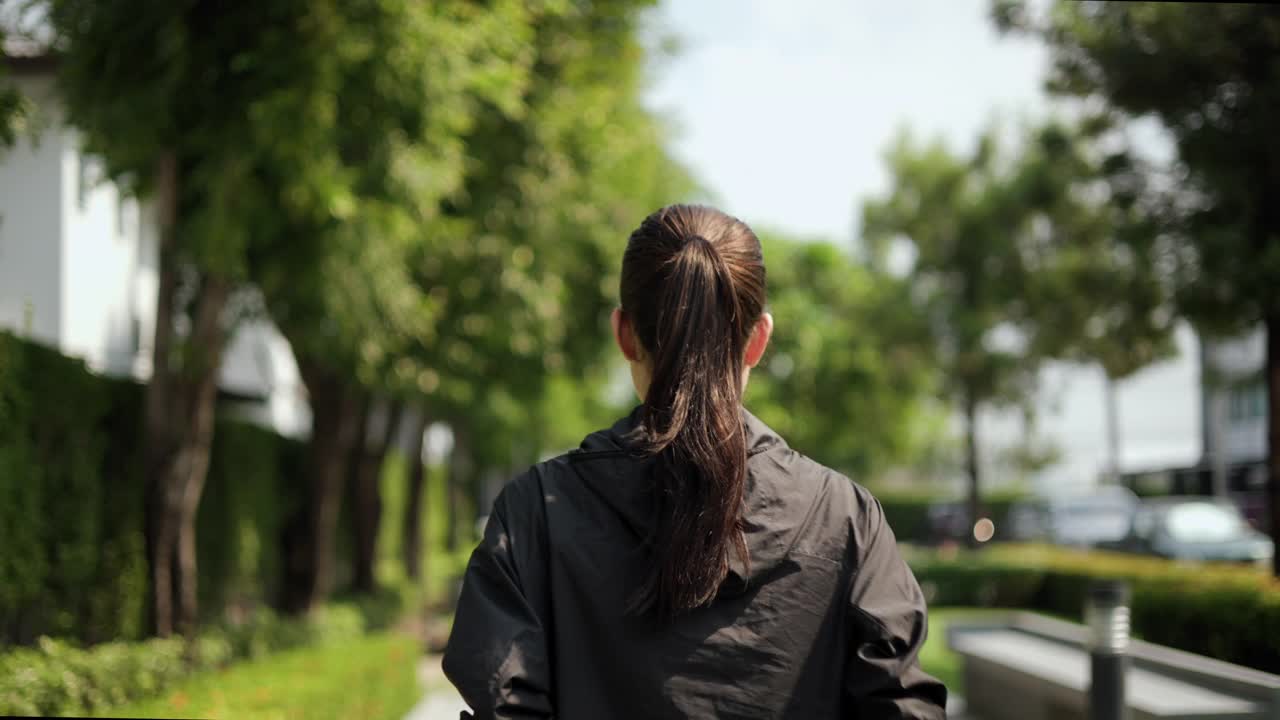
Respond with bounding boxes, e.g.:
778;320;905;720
1086;580;1131;720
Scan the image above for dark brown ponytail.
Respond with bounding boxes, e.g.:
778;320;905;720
619;204;767;620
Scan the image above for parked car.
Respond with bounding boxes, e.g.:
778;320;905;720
925;500;970;545
1233;490;1270;534
1108;496;1274;567
923;497;1018;545
1007;485;1138;548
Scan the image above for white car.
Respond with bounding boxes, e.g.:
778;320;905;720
1007;485;1139;548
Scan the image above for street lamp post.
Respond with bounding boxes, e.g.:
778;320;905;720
1086;580;1131;720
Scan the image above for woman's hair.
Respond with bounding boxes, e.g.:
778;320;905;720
619;204;767;620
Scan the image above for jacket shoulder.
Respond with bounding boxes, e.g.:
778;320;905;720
488;450;583;515
760;445;871;505
760;446;889;542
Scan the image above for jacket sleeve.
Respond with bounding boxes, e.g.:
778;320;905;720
442;477;554;720
844;491;947;719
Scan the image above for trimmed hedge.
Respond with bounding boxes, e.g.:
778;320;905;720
0;334;432;716
0;331;317;644
0;333;149;645
198;420;306;620
908;543;1280;673
876;487;1025;544
0;589;413;717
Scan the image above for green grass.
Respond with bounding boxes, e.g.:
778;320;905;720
101;632;420;720
921;607;1007;696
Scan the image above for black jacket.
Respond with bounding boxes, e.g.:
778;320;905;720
443;407;947;719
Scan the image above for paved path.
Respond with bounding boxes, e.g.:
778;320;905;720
948;696;979;719
404;691;469;720
404;655;471;720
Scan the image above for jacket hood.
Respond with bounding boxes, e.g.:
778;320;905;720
569;405;803;594
576;404;786;456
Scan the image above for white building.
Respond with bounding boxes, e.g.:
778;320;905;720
974;323;1204;493
0;55;310;438
1202;327;1268;485
0;61;155;378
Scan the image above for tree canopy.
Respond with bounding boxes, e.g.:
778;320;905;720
859;117;1170;535
745;232;937;479
994;0;1280;574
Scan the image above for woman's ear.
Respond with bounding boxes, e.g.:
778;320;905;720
744;312;773;368
611;307;640;362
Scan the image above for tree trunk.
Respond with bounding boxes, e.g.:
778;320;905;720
472;461;494;535
446;426;477;552
285;361;362;613
145;279;229;637
1266;314;1280;578
144;152;181;638
445;468;460;554
345;395;372;590
1103;371;1122;485
170;275;231;636
352;397;403;594
142;153;231;637
145;498;177;638
402;410;430;581
964;391;981;549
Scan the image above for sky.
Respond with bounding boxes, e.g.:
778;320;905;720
643;0;1053;244
641;0;1202;490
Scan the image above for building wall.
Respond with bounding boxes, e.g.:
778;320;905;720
219;318;312;439
976;322;1203;492
1204;327;1267;465
1;71;307;439
132;200;159;377
0;71;154;379
1222;380;1266;462
0;74;62;347
59;128;151;377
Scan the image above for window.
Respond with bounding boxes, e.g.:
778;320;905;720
1249;382;1267;419
77;153;90;210
1228;381;1268;421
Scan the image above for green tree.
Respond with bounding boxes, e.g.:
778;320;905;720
0;71;26;149
0;10;36;147
243;0;538;612
38;0;535;629
744;232;936;479
1017;119;1178;484
860;125;1074;545
995;1;1280;572
393;0;693;565
41;0;359;636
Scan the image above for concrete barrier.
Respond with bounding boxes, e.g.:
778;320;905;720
946;612;1280;720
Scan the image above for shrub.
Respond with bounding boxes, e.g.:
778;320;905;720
0;332;313;645
198;418;305;618
336;583;424;632
908;543;1280;673
102;632;420;720
0;333;144;645
0;592;411;717
875;487;1025;544
0;636;192;716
